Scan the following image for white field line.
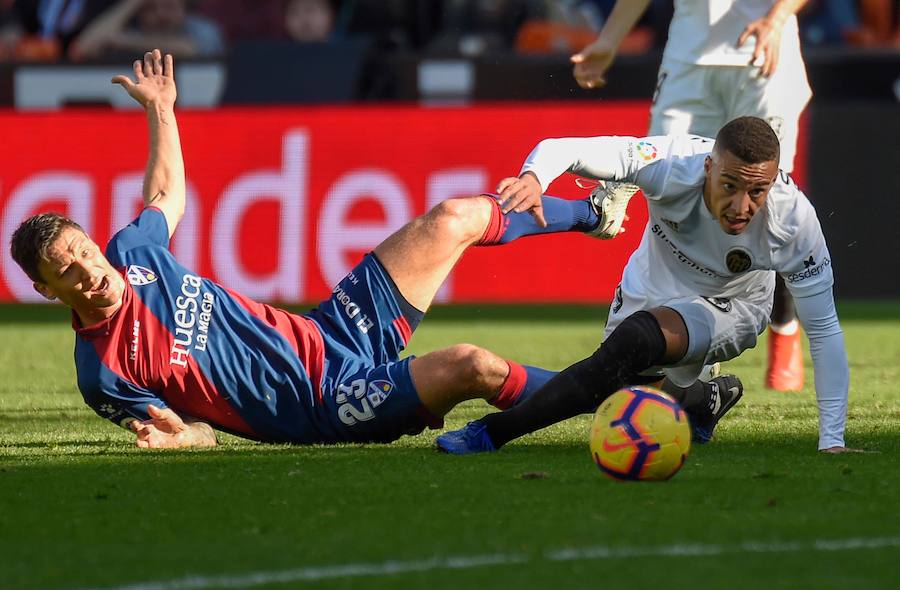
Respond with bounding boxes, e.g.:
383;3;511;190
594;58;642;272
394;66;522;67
82;536;900;590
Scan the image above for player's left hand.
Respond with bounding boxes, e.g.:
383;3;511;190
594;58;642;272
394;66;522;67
130;404;189;448
496;172;546;227
111;48;176;109
736;14;785;78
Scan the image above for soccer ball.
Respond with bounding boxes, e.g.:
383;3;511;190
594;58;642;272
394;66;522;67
590;386;691;481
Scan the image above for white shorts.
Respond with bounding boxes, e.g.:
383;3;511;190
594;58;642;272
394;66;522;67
648;56;812;173
604;283;772;387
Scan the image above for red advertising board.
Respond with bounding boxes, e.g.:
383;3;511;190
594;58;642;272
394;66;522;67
0;102;805;304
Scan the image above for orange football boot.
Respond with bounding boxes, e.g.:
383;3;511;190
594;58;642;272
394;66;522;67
765;322;804;391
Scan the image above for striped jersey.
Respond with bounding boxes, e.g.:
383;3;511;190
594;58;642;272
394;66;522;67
74;207;328;443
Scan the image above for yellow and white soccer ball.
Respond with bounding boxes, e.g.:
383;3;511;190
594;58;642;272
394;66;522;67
590;386;691;481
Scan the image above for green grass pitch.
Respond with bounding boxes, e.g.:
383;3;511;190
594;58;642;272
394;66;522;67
1;302;899;590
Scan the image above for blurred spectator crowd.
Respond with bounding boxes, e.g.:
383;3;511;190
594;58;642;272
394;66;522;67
0;0;898;63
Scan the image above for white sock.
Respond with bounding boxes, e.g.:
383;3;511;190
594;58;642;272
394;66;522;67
770;319;799;336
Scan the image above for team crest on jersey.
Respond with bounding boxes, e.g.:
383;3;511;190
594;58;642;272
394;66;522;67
366;380;393;407
636;141;658;162
725;248;753;273
126;265;158;286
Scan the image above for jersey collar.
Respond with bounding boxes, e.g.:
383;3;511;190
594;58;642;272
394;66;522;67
71;269;132;339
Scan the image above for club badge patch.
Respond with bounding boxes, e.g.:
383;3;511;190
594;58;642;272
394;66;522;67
636;141;658;162
725;248;753;274
367;380;393;407
126;265;157;286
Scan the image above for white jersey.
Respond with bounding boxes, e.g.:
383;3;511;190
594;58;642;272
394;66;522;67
521;133;849;450
523;134;833;303
664;0;803;67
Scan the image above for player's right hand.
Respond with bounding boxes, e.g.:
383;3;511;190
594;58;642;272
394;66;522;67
111;48;177;109
130;404;188;448
737;15;785;78
496;172;546;227
571;39;618;89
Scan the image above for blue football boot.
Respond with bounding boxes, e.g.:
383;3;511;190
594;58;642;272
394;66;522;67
435;420;496;455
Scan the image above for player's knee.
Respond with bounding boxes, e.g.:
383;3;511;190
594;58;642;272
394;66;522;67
425;197;489;243
585;311;668;382
446;343;506;389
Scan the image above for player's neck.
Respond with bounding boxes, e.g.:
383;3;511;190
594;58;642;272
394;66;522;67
74;298;124;328
702;179;712;213
72;277;126;328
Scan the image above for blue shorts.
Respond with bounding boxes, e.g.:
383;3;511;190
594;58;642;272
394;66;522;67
305;254;439;443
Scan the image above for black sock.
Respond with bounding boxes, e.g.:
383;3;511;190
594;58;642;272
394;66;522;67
660;379;711;412
482;311;667;448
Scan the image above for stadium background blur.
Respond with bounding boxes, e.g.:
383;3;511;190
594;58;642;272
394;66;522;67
0;0;898;305
1;4;899;589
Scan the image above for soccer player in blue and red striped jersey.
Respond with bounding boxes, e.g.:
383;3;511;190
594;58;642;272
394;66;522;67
10;50;606;448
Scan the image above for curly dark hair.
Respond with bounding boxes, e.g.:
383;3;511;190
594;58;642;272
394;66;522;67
10;213;84;283
714;116;780;165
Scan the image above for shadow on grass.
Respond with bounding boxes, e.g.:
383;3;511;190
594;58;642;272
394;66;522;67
5;429;897;463
0;411;96;423
5;439;124;449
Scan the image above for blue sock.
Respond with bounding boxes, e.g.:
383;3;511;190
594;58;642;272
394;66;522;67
515;365;557;406
479;195;598;245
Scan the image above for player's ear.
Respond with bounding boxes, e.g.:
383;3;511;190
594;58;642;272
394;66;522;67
33;282;57;301
704;155;713;176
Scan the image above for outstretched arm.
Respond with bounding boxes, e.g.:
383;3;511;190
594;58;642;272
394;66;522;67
112;49;186;238
497;135;658;220
737;0;810;77
791;287;856;453
129;405;217;448
571;0;652;89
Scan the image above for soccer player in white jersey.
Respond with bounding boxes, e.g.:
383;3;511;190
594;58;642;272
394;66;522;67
571;0;812;392
436;117;856;455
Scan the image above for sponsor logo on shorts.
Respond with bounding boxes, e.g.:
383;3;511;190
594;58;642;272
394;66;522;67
126;265;157;286
636;141;658;162
725;248;753;274
332;284;374;334
703;297;733;313
787;255;830;284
